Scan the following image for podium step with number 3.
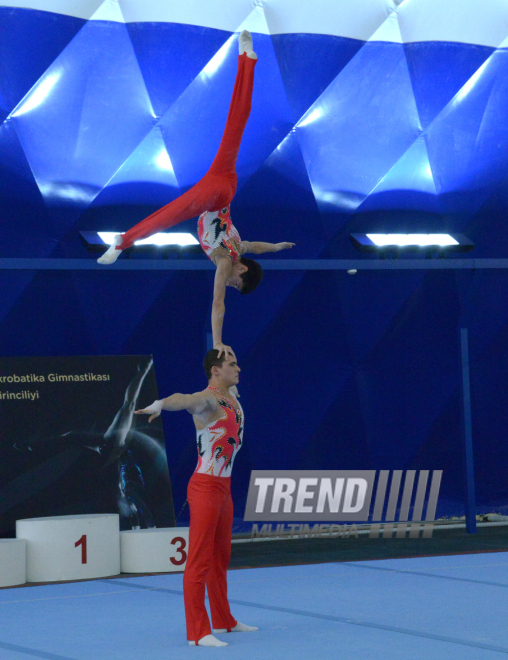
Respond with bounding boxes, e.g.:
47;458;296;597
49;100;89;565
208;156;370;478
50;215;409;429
120;527;190;573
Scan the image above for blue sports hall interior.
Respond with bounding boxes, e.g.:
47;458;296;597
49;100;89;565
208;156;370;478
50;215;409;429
1;1;508;657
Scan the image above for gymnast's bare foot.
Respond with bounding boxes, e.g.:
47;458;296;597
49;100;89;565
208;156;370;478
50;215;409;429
214;622;258;633
189;634;228;647
97;234;123;264
239;30;257;60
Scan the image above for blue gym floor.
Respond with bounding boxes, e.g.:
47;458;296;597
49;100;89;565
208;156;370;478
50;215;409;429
1;552;508;659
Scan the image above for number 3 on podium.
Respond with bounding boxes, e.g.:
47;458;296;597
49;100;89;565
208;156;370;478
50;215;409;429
170;537;187;566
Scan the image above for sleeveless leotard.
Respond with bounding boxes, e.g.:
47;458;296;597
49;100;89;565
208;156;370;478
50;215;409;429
194;387;244;477
198;206;243;264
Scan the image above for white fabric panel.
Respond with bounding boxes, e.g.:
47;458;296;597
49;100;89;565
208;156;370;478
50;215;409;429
2;0;508;46
90;0;124;23
397;0;508;47
0;0;104;19
236;5;272;35
367;10;402;43
120;0;259;30
1;0;398;38
264;0;396;39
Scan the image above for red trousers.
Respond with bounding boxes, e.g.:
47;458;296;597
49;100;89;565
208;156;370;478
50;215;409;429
120;54;257;250
183;472;237;642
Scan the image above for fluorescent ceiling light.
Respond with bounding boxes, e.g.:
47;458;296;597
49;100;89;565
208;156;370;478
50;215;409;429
350;233;474;253
97;231;199;247
79;230;200;253
366;234;459;247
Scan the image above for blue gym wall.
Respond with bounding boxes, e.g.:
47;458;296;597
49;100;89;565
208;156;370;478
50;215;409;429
2;0;508;523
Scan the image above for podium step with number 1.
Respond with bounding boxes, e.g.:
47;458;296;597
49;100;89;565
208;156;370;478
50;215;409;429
16;514;120;582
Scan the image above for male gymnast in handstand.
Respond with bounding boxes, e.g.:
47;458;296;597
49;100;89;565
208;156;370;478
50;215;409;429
98;31;294;358
135;349;256;647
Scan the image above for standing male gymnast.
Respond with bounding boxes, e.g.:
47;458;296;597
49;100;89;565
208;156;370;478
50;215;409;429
98;31;294;358
135;349;257;647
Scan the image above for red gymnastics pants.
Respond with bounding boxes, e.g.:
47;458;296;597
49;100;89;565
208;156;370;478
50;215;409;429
183;472;237;642
119;54;257;250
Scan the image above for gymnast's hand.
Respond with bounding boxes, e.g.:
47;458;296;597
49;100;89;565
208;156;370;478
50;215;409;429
275;242;295;251
214;343;236;360
231;237;243;254
134;400;163;423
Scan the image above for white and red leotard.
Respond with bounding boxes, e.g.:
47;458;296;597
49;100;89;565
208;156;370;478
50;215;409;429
194;387;244;475
198;207;243;264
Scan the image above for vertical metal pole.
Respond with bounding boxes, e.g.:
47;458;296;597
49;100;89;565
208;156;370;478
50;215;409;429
460;328;477;534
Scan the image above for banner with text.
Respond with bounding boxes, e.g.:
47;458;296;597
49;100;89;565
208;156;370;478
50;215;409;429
0;355;175;536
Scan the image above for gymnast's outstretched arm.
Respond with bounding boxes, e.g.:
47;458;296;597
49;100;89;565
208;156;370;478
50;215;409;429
242;240;295;254
135;390;218;423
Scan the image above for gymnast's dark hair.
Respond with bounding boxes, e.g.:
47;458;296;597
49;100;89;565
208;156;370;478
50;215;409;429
203;349;228;380
239;257;263;294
